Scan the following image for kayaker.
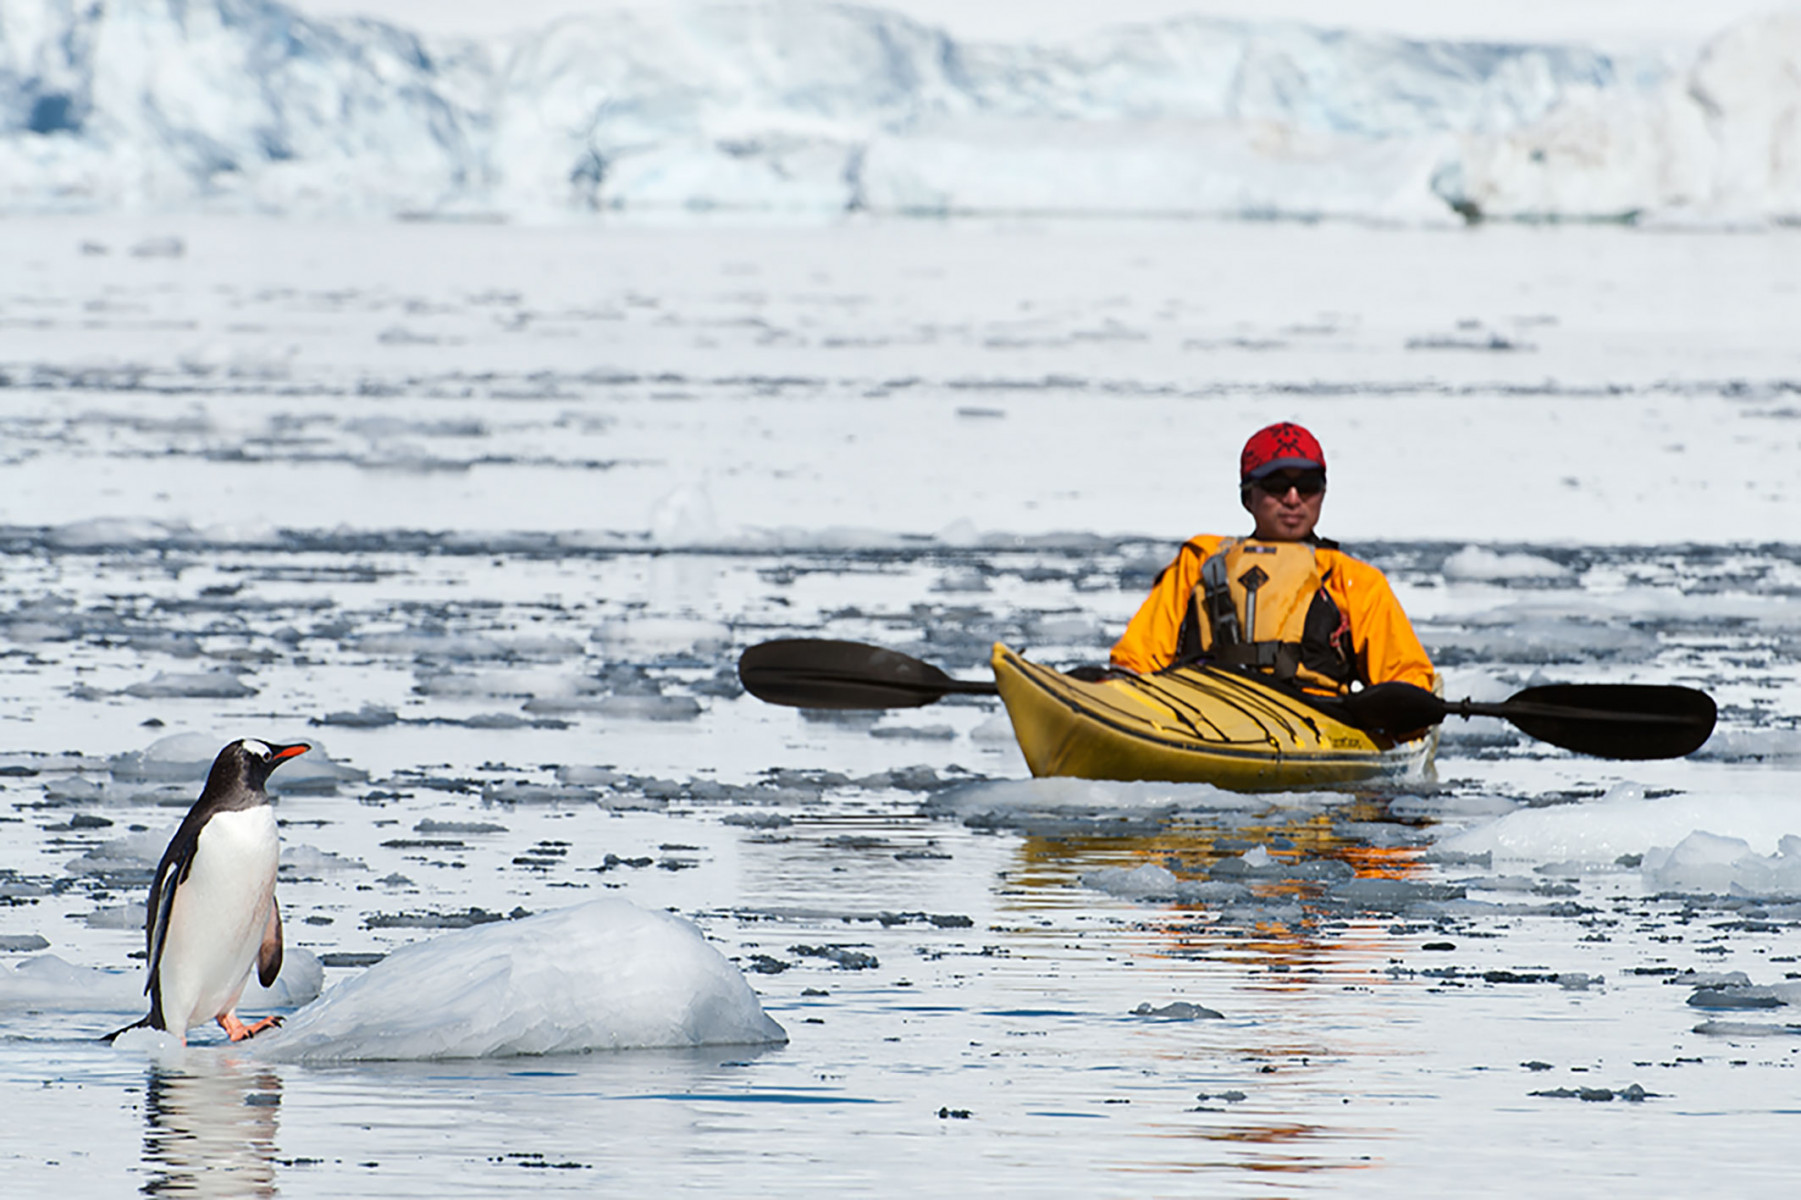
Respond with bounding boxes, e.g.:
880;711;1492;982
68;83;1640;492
1109;422;1435;696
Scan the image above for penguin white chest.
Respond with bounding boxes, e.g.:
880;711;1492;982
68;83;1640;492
158;807;280;1030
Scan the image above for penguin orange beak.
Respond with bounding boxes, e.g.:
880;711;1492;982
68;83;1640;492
270;743;310;762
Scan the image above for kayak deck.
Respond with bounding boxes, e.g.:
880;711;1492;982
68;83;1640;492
991;643;1435;790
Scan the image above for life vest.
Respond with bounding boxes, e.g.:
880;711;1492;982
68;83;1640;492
1176;538;1358;693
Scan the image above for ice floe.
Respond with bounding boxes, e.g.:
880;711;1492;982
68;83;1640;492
0;949;322;1017
1437;784;1801;872
1442;545;1573;582
1642;832;1801;898
251;899;787;1061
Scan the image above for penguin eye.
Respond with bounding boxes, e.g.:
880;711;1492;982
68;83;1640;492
240;739;272;759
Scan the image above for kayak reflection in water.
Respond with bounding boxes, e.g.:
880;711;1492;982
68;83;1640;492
1108;422;1437;699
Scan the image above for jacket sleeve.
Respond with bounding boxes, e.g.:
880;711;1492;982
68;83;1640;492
1110;538;1214;673
1329;555;1436;689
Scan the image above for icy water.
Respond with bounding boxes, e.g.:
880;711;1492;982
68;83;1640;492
1;217;1800;1196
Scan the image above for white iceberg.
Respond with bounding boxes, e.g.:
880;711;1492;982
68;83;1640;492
9;0;1796;223
1643;832;1801;897
253;898;787;1061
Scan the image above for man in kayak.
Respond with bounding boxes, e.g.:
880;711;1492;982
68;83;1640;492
1109;422;1435;696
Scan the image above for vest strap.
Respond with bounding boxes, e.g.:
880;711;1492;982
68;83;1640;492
1212;641;1303;679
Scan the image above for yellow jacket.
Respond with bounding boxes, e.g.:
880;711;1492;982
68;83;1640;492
1110;534;1435;689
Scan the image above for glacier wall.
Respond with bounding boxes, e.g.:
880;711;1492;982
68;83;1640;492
1;0;1797;223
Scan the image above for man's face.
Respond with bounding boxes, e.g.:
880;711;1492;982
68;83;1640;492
1244;470;1325;541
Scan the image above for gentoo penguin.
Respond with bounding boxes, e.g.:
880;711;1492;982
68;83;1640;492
108;739;309;1045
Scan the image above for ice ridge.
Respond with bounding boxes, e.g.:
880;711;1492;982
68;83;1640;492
1;1;1796;223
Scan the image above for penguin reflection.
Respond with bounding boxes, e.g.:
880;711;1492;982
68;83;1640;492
141;1059;281;1198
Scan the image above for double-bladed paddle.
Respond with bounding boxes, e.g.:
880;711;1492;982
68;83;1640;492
737;638;1718;761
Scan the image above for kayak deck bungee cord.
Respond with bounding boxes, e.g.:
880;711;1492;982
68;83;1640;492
990;644;1436;790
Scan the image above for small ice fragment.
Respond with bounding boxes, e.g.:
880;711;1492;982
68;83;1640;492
314;705;399;728
870;724;956;740
1442;546;1571;581
1132;1001;1223;1020
129;235;184;258
1083;864;1180;900
598;695;703;721
0;935;50;952
281;844;367;873
123;672;257;699
1327;878;1466;910
414;819;508;835
789;945;878;970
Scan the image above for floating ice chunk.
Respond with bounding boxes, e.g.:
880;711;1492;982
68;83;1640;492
281;844;368;874
42;776;104;803
932;567;989;593
67;829;166;876
1687;983;1798;1009
969;713;1016;743
870;722;955;740
268;744;368;793
1692;727;1801;762
1132;1000;1223;1020
1424;617;1658;664
481;781;597;805
313;704;400;728
1025;613;1101;642
108;732;220;781
0;949;320;1018
1327;878;1466;910
110;734;361;793
122;671;258;700
1693;1021;1801;1038
129;235;184;258
554;766;622;789
1642;832;1801;897
1443;546;1572;582
934;518;981;548
241;948;324;1010
1081;864;1250;904
47;518;188;549
596;695;703;721
932;777;1271;819
1438;791;1795;866
595;618;731;660
253;899;786;1061
1084;863;1182;899
649;483;720;547
0;955;139;1011
83;902;147;930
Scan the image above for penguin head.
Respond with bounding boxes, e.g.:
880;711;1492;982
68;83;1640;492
201;738;311;804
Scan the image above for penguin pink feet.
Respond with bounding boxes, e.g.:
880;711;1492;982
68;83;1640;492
218;1012;284;1041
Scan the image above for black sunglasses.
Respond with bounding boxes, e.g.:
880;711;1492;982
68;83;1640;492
1249;470;1326;498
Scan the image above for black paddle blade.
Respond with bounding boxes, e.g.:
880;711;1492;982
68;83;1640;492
1497;684;1717;760
738;639;996;709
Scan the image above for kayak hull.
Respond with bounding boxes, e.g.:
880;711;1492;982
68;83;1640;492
991;643;1435;791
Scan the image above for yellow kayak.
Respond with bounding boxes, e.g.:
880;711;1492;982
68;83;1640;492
991;643;1436;791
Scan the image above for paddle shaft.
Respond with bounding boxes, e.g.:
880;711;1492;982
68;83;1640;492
738;639;1717;759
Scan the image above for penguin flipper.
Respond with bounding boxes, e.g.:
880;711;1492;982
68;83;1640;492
257;898;282;988
143;812;204;1000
